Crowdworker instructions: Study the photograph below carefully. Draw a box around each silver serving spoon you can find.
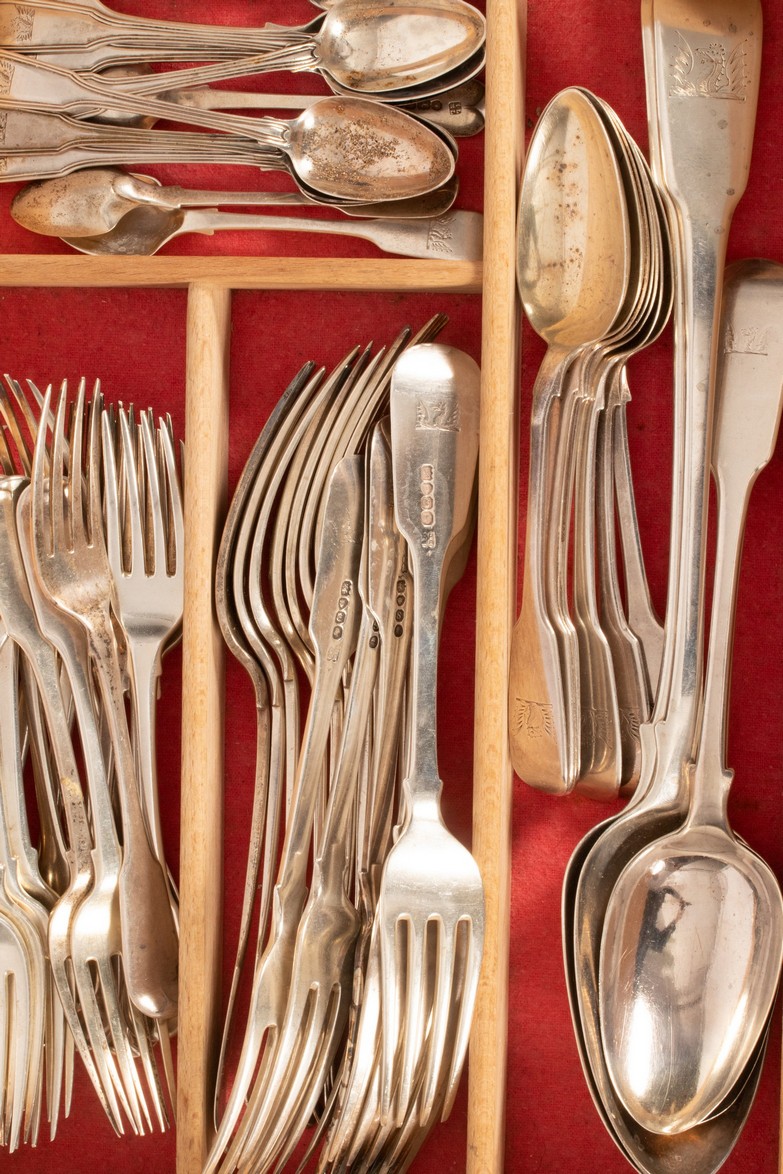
[600,257,783,1136]
[55,203,483,261]
[4,0,486,94]
[10,170,460,236]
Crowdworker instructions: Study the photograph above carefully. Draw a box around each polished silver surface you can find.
[600,258,783,1136]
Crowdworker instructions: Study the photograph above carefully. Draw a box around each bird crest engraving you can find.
[670,32,749,101]
[581,707,612,759]
[0,61,14,95]
[514,699,555,740]
[415,398,460,431]
[425,213,456,255]
[13,5,35,41]
[724,325,770,355]
[620,708,641,741]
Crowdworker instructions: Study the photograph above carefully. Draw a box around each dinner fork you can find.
[32,381,178,1023]
[379,344,483,1126]
[17,481,157,1135]
[102,407,183,890]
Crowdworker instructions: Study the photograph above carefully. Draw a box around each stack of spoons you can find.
[511,1,783,1170]
[0,0,487,255]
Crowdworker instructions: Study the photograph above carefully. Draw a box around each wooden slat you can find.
[177,282,231,1173]
[0,255,482,291]
[467,0,525,1168]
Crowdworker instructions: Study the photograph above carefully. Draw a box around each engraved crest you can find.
[425,213,456,255]
[670,32,748,101]
[581,707,612,759]
[0,60,14,96]
[415,397,460,431]
[619,708,641,741]
[13,4,35,41]
[724,324,770,355]
[514,699,555,740]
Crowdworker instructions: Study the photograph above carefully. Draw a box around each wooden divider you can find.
[467,0,525,1170]
[177,283,232,1172]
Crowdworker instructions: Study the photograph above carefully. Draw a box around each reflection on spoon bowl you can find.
[600,816,783,1135]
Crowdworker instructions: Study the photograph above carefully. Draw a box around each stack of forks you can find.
[211,324,484,1173]
[0,375,182,1148]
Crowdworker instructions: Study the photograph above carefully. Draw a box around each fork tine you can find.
[117,410,145,574]
[87,383,103,547]
[102,413,124,579]
[379,923,403,1126]
[441,922,480,1120]
[420,920,454,1123]
[0,376,34,476]
[158,417,183,577]
[69,380,86,547]
[139,412,166,575]
[396,920,428,1126]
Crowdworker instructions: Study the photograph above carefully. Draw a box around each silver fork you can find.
[17,481,153,1136]
[102,407,183,899]
[378,344,484,1127]
[32,380,178,1024]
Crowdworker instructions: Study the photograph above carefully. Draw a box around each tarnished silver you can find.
[10,171,461,237]
[208,456,365,1174]
[600,258,783,1136]
[509,87,631,793]
[31,382,178,1022]
[0,0,485,94]
[52,203,482,261]
[0,63,456,204]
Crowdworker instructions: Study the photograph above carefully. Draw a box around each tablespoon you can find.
[600,258,783,1136]
[4,0,485,94]
[10,171,459,236]
[55,203,482,260]
[564,0,762,1161]
[508,86,631,793]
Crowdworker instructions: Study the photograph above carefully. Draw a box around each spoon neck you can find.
[655,213,727,728]
[682,759,732,831]
[690,465,753,800]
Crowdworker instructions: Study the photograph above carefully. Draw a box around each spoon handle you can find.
[640,0,762,800]
[687,261,783,826]
[149,207,484,262]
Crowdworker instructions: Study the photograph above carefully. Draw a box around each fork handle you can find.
[88,606,178,1021]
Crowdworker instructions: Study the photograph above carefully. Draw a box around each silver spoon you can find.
[508,86,631,793]
[92,75,486,138]
[10,170,460,237]
[55,203,482,261]
[0,63,457,204]
[5,0,485,94]
[599,257,783,1137]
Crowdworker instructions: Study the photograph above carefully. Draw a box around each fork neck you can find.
[405,541,444,804]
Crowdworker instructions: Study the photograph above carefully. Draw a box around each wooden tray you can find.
[0,0,525,1169]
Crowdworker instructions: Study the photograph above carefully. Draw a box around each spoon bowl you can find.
[600,820,783,1133]
[10,168,460,237]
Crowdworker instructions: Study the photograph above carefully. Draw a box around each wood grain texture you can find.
[467,0,525,1170]
[177,283,231,1173]
[0,255,482,291]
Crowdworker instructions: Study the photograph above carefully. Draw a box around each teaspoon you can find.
[10,170,460,236]
[54,204,483,260]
